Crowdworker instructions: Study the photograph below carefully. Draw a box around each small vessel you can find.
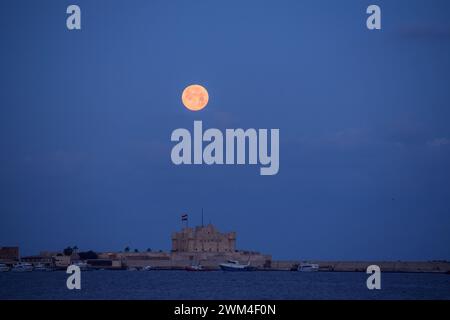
[219,260,253,271]
[142,266,154,271]
[11,262,33,272]
[127,267,138,271]
[0,263,10,272]
[72,262,91,271]
[186,264,207,271]
[298,263,319,272]
[33,263,53,272]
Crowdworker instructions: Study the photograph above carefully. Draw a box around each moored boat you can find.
[298,263,319,272]
[142,265,154,271]
[72,261,91,271]
[11,262,33,272]
[186,264,211,271]
[219,260,254,271]
[0,263,10,272]
[33,263,53,272]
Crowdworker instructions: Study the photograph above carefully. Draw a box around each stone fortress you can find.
[168,224,271,269]
[97,224,272,270]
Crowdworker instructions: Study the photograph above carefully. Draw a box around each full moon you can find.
[182,84,209,111]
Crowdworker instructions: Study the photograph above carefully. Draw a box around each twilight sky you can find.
[1,0,450,260]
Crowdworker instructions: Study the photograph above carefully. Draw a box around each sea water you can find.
[0,271,449,300]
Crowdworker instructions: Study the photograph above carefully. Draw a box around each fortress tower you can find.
[171,224,236,253]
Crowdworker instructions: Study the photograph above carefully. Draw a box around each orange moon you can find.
[182,84,209,111]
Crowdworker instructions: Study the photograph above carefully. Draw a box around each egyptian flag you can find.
[181,214,188,221]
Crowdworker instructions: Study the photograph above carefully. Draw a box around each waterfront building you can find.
[53,255,71,268]
[20,255,54,267]
[0,246,19,261]
[0,247,19,266]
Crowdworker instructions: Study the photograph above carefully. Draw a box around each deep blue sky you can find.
[1,0,450,260]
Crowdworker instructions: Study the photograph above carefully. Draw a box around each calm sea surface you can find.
[1,271,449,300]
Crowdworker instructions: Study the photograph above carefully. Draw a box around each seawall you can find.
[271,260,450,273]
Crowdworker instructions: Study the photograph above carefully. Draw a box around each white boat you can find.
[33,263,53,272]
[186,264,203,271]
[142,265,154,271]
[298,263,319,272]
[72,262,91,271]
[12,262,33,272]
[0,263,10,272]
[219,260,254,271]
[186,264,209,271]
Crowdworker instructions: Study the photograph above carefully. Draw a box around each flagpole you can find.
[181,213,189,229]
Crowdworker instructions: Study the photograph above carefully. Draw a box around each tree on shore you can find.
[63,246,74,256]
[124,246,130,253]
[78,250,98,260]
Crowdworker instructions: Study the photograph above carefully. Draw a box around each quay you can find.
[1,224,449,273]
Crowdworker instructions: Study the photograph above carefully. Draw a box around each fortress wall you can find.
[272,260,450,273]
[271,260,300,270]
[95,252,450,272]
[121,251,271,269]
